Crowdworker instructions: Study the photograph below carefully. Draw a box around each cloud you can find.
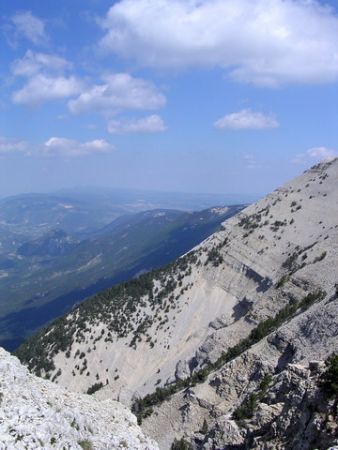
[12,74,83,106]
[0,137,28,154]
[99,0,338,86]
[11,50,80,107]
[68,73,166,116]
[293,146,338,164]
[12,50,70,77]
[214,109,279,130]
[0,136,114,157]
[11,11,47,45]
[11,56,165,117]
[42,137,115,157]
[107,115,166,133]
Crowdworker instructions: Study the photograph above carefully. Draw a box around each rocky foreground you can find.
[0,347,158,450]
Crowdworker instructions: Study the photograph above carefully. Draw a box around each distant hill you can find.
[0,204,244,350]
[0,188,257,241]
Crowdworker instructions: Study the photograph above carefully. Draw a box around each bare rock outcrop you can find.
[0,347,158,450]
[188,362,338,450]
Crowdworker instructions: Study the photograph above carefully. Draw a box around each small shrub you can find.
[78,440,93,450]
[171,438,192,450]
[276,275,290,289]
[233,374,272,421]
[205,246,224,267]
[233,393,258,420]
[313,251,327,263]
[259,374,272,392]
[282,253,298,270]
[319,354,338,398]
[86,382,103,395]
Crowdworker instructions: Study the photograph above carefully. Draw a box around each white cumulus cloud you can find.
[0,136,114,158]
[107,115,166,133]
[293,146,338,164]
[69,73,166,116]
[214,109,279,130]
[12,74,83,107]
[11,11,47,45]
[42,137,115,157]
[12,50,70,77]
[11,50,81,107]
[99,0,338,86]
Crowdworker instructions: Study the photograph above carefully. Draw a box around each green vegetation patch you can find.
[319,353,338,398]
[233,374,272,421]
[78,440,93,450]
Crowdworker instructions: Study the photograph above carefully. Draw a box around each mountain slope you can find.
[16,159,338,448]
[0,205,243,350]
[0,347,158,449]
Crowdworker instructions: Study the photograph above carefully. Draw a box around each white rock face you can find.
[21,159,338,407]
[142,293,338,449]
[0,348,158,450]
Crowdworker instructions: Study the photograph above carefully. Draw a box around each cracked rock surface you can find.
[0,348,158,450]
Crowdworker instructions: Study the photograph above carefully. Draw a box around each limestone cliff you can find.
[15,159,338,449]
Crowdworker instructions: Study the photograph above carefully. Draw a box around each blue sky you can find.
[1,0,337,197]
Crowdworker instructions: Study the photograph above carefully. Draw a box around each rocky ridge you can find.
[0,347,158,450]
[141,291,338,449]
[15,159,338,448]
